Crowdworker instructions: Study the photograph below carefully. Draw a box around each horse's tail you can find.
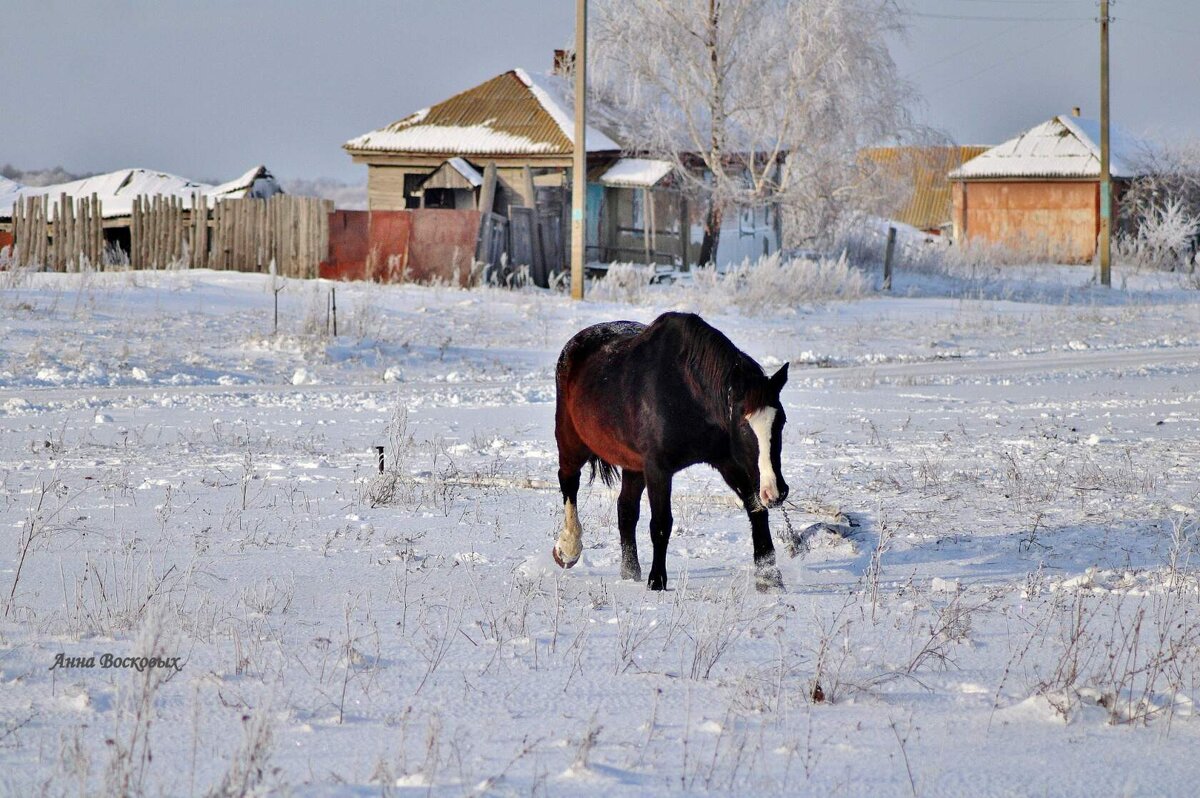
[587,455,619,488]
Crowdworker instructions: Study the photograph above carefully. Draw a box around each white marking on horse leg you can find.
[747,407,779,506]
[555,499,583,565]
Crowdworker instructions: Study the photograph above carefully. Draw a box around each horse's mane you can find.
[664,314,769,422]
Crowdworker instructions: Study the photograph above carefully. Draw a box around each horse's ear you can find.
[769,363,789,392]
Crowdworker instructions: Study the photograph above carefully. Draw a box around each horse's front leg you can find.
[644,467,674,591]
[748,508,784,593]
[716,460,784,592]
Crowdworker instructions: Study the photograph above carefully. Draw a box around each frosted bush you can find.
[1118,197,1200,272]
[695,253,872,312]
[586,263,656,304]
[588,253,872,313]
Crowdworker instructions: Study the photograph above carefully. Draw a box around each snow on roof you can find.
[517,68,622,152]
[207,165,281,199]
[348,123,563,156]
[949,115,1145,180]
[344,68,621,156]
[0,166,282,219]
[598,158,674,188]
[445,157,483,187]
[0,176,23,212]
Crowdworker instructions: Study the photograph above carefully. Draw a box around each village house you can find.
[948,111,1143,262]
[342,65,778,283]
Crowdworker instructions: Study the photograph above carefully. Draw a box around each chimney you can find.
[1072,106,1081,117]
[553,49,575,77]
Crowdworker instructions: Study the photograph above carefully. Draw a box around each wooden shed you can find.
[948,114,1142,262]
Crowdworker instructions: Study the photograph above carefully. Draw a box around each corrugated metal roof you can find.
[949,115,1143,180]
[344,69,621,156]
[863,146,990,231]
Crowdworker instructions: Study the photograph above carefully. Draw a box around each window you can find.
[403,173,426,209]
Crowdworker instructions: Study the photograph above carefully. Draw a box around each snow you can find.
[516,68,623,153]
[344,121,563,156]
[0,175,23,210]
[0,165,282,220]
[445,157,483,188]
[950,115,1145,180]
[205,164,284,200]
[1,265,1200,795]
[599,158,674,188]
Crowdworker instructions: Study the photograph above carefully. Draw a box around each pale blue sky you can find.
[1,1,1195,182]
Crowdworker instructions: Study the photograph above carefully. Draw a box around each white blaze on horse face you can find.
[747,407,779,506]
[557,499,583,564]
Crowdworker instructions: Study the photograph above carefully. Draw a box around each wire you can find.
[907,2,1095,78]
[930,20,1092,95]
[949,0,1095,4]
[910,11,1092,21]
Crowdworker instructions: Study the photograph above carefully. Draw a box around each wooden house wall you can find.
[954,180,1110,263]
[600,186,687,265]
[366,162,569,214]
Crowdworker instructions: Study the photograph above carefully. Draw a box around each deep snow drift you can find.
[1,265,1199,796]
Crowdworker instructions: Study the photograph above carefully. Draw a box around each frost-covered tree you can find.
[588,0,922,260]
[1120,139,1200,270]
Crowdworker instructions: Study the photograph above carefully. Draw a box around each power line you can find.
[930,20,1092,95]
[911,7,1064,74]
[949,0,1095,4]
[910,11,1091,21]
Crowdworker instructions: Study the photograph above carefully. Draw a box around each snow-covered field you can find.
[2,265,1200,796]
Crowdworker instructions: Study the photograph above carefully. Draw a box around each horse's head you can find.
[732,363,789,510]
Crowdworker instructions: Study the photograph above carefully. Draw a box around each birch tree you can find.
[589,0,922,258]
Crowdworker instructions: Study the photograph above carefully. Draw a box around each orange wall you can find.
[956,181,1100,263]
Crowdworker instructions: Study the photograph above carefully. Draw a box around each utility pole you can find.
[1098,0,1112,286]
[570,0,587,300]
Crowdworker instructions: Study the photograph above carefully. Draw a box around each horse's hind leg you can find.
[553,465,584,568]
[553,434,588,569]
[618,470,645,581]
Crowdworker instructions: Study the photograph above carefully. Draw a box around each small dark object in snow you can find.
[811,682,825,703]
[782,520,853,559]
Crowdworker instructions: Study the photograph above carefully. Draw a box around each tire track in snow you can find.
[800,345,1200,385]
[3,345,1200,403]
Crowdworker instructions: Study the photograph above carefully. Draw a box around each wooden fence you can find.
[5,194,332,277]
[8,193,105,271]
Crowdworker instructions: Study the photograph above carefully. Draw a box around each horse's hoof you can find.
[647,573,667,591]
[620,563,642,581]
[552,546,578,569]
[755,567,785,593]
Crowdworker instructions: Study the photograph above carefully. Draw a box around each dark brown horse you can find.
[552,312,790,591]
